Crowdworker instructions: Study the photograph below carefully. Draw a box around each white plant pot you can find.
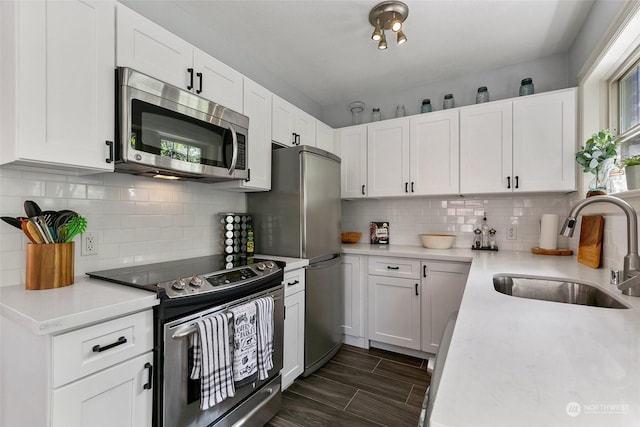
[625,165,640,190]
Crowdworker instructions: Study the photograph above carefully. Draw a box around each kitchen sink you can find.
[493,275,629,309]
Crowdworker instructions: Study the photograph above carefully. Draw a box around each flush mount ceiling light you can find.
[369,1,409,50]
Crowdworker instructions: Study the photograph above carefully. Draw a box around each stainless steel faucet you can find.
[560,195,640,297]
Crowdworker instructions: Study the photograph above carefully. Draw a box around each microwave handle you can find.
[228,124,238,175]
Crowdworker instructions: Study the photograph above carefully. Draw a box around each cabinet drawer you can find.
[52,310,153,388]
[368,257,420,279]
[283,268,305,297]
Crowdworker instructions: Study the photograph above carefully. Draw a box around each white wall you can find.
[322,53,570,128]
[0,166,246,287]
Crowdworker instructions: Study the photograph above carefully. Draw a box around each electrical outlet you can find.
[82,232,98,256]
[506,226,517,240]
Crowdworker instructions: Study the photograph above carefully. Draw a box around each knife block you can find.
[26,242,74,290]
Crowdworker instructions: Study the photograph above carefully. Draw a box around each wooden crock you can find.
[25,242,74,290]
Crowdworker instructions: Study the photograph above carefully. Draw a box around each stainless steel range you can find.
[88,255,284,427]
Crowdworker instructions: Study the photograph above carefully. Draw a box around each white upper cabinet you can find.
[460,101,513,194]
[460,88,576,194]
[1,0,115,172]
[512,89,576,192]
[367,118,410,197]
[409,110,460,195]
[339,125,368,198]
[213,78,272,192]
[272,95,317,147]
[116,5,243,112]
[316,121,336,155]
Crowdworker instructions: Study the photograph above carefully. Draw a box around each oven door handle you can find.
[172,312,233,339]
[231,382,281,427]
[227,124,238,175]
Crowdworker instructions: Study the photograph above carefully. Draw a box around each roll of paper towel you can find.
[539,214,559,250]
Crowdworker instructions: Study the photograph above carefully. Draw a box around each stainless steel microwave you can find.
[114,67,249,182]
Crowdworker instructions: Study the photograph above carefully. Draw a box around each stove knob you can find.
[256,263,266,271]
[265,261,275,269]
[190,276,204,288]
[172,278,187,290]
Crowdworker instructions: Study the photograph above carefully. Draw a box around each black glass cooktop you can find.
[86,254,277,294]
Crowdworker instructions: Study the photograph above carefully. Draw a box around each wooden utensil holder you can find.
[26,242,74,290]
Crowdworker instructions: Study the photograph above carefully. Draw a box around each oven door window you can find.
[130,99,245,169]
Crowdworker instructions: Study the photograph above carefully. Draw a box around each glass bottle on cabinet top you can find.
[519,78,534,96]
[396,105,406,118]
[371,107,381,122]
[476,86,489,103]
[421,99,432,113]
[443,94,455,109]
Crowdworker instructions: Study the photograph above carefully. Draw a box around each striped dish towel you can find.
[255,296,274,380]
[189,312,235,410]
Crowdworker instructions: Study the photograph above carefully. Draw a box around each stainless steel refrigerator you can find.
[248,145,343,376]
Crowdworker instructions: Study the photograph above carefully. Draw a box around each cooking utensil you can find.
[58,215,87,243]
[41,211,59,241]
[36,216,55,243]
[24,200,42,218]
[1,216,22,230]
[25,220,44,244]
[54,210,78,240]
[20,219,37,243]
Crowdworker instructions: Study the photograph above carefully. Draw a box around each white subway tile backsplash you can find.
[0,166,246,287]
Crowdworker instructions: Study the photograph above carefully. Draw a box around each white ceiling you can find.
[138,0,595,108]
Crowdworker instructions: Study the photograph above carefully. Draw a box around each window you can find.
[620,61,640,134]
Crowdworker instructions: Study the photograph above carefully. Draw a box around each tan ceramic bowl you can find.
[420,234,455,249]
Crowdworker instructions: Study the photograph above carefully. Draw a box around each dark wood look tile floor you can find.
[268,345,430,426]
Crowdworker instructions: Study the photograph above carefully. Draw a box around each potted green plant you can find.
[575,130,618,196]
[621,155,640,190]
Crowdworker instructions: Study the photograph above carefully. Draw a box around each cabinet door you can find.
[272,95,297,147]
[339,125,368,198]
[512,89,577,192]
[410,110,460,195]
[295,110,317,147]
[316,121,336,154]
[193,48,243,112]
[460,101,513,194]
[116,4,193,91]
[215,78,272,191]
[367,118,410,197]
[282,291,305,390]
[368,275,421,350]
[51,352,153,427]
[7,0,115,171]
[342,255,365,339]
[421,261,470,353]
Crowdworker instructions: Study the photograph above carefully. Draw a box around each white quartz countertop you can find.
[0,276,159,336]
[342,244,640,426]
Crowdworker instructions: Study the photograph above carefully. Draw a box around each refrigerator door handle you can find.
[305,254,341,269]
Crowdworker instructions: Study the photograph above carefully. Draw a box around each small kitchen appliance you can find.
[88,255,284,427]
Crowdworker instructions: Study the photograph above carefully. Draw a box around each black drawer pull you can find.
[515,175,519,189]
[287,280,300,286]
[507,176,511,189]
[386,266,400,270]
[92,336,127,353]
[411,182,414,193]
[105,140,114,163]
[405,182,408,193]
[143,362,153,390]
[415,283,419,296]
[361,185,365,195]
[423,265,427,277]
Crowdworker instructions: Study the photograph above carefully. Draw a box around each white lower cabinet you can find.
[51,352,153,427]
[364,255,470,356]
[282,268,305,390]
[0,309,154,426]
[421,261,470,353]
[342,254,366,346]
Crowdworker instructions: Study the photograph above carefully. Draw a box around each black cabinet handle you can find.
[92,336,127,353]
[423,265,427,277]
[405,182,408,193]
[387,266,400,270]
[187,68,194,90]
[515,176,519,189]
[143,362,153,390]
[507,176,511,189]
[415,283,419,296]
[295,133,301,145]
[411,182,415,193]
[291,132,297,145]
[361,185,365,195]
[286,280,300,286]
[105,140,114,164]
[196,72,203,94]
